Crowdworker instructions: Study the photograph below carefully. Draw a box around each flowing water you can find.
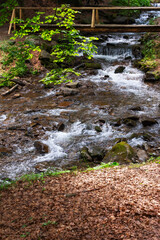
[0,5,160,180]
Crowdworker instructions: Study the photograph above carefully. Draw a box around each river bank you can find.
[0,24,160,180]
[0,161,159,240]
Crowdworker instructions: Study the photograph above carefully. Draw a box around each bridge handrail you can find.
[14,6,160,10]
[8,6,160,34]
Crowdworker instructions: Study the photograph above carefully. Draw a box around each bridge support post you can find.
[13,9,16,30]
[8,9,15,34]
[19,8,22,20]
[96,9,99,24]
[91,9,95,28]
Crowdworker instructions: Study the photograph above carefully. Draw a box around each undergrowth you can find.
[0,158,159,191]
[139,33,160,71]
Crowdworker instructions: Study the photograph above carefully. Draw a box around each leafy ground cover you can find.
[0,162,160,240]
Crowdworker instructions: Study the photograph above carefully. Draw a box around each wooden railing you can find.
[8,6,160,34]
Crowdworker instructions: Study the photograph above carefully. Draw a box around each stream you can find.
[0,4,160,180]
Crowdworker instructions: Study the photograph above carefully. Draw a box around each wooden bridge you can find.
[8,6,160,34]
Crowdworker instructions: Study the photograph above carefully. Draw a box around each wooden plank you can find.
[8,9,15,34]
[75,25,160,33]
[96,9,99,24]
[13,9,16,31]
[14,6,160,11]
[91,9,95,28]
[19,8,22,20]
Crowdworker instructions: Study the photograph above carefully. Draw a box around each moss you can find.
[85,62,102,69]
[103,141,136,164]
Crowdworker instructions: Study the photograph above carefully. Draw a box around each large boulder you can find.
[115,66,125,73]
[103,141,136,164]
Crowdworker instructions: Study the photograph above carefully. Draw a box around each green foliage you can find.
[111,0,151,16]
[0,39,40,86]
[139,58,157,70]
[42,220,57,226]
[0,0,18,26]
[11,5,98,85]
[142,40,156,59]
[20,232,30,238]
[139,38,158,70]
[111,0,151,6]
[84,162,119,172]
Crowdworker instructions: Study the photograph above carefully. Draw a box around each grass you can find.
[42,220,57,227]
[0,158,159,191]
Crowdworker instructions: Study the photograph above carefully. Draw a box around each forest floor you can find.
[0,162,160,240]
[0,21,160,240]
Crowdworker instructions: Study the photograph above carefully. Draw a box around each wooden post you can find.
[19,8,22,20]
[91,9,95,28]
[13,9,16,31]
[95,9,99,24]
[8,9,15,34]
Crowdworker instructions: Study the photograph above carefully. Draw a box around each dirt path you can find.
[0,163,159,240]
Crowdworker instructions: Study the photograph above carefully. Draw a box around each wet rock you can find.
[26,35,42,46]
[125,56,132,60]
[142,132,153,141]
[85,62,102,69]
[25,127,34,137]
[87,69,99,75]
[39,50,57,68]
[114,66,125,74]
[132,45,142,58]
[41,40,57,52]
[89,146,105,162]
[7,125,25,130]
[129,133,141,140]
[39,50,51,60]
[99,119,105,126]
[122,116,139,127]
[12,93,21,99]
[34,141,49,154]
[86,123,92,130]
[137,149,148,162]
[57,122,65,131]
[100,75,109,80]
[113,118,122,127]
[103,141,136,164]
[123,35,129,39]
[144,71,157,82]
[141,118,158,127]
[123,119,137,127]
[60,87,79,96]
[95,126,102,132]
[80,147,92,162]
[129,106,142,111]
[0,147,12,157]
[66,81,80,89]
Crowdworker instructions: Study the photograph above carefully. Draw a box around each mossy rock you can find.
[80,147,92,162]
[103,141,135,164]
[85,62,102,69]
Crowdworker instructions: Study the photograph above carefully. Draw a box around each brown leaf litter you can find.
[0,163,160,240]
